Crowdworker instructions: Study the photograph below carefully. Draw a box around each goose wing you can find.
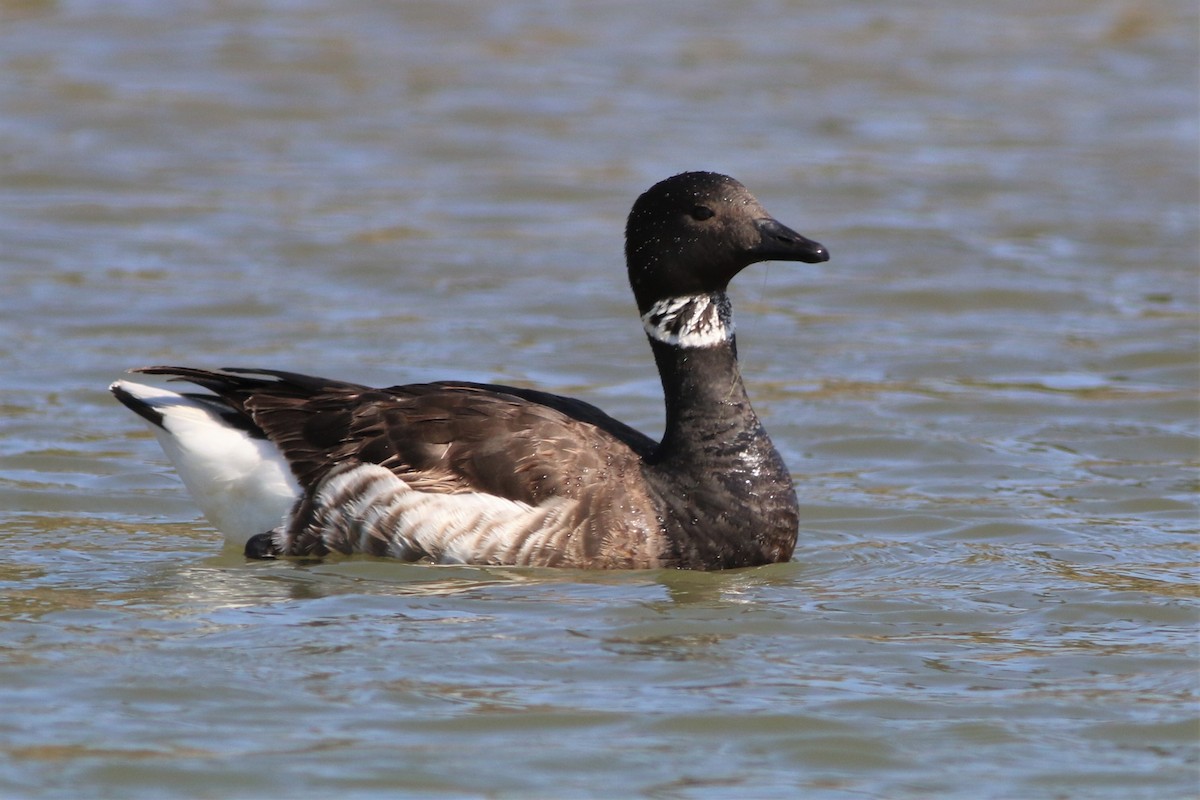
[132,366,657,505]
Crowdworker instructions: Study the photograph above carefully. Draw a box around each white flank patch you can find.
[304,464,576,565]
[640,292,734,348]
[112,380,301,546]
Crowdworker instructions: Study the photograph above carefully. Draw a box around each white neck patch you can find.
[641,292,734,348]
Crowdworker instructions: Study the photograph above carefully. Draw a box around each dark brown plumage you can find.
[113,172,829,569]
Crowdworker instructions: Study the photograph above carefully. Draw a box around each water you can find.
[1,1,1197,797]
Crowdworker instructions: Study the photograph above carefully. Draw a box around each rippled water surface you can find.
[1,1,1197,798]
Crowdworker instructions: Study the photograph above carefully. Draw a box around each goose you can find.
[111,171,829,569]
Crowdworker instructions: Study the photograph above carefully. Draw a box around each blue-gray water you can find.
[1,1,1197,798]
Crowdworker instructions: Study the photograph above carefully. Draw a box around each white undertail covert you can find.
[111,380,300,546]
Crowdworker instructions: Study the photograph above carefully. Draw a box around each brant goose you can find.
[111,172,829,569]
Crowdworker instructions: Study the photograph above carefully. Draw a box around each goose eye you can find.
[689,204,715,221]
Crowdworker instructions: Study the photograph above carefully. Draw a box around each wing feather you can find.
[132,367,656,508]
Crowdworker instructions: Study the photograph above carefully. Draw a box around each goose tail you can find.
[111,378,300,546]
